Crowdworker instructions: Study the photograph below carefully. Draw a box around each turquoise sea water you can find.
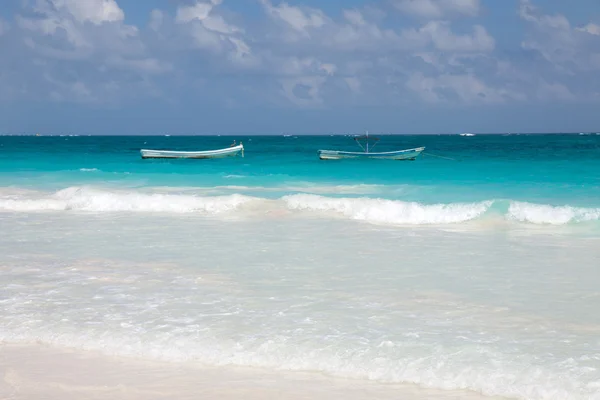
[1,134,600,400]
[2,133,600,208]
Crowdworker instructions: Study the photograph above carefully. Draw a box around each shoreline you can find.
[0,343,501,400]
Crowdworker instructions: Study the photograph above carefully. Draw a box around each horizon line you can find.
[1,132,599,137]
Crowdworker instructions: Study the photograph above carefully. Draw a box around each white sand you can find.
[0,343,501,400]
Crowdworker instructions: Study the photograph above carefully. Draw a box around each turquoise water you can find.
[1,134,600,400]
[1,133,599,204]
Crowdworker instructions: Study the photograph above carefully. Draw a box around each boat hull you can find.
[318,147,425,160]
[140,144,244,159]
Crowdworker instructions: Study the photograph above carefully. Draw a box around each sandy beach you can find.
[0,344,501,400]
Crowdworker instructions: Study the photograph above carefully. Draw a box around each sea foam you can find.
[0,186,255,213]
[1,187,599,226]
[283,194,492,224]
[0,328,594,400]
[508,201,600,225]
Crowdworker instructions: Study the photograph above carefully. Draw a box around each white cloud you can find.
[421,21,494,52]
[393,0,480,19]
[415,52,439,67]
[16,0,138,51]
[519,0,600,72]
[186,23,224,51]
[204,14,241,34]
[7,0,173,105]
[176,1,240,34]
[320,63,337,75]
[180,1,499,106]
[261,0,327,38]
[50,0,124,25]
[324,16,429,52]
[407,72,518,104]
[227,37,259,67]
[3,0,594,110]
[149,10,164,31]
[16,13,91,48]
[261,4,493,55]
[577,23,600,36]
[343,10,366,26]
[175,0,250,63]
[176,2,214,23]
[321,18,494,54]
[275,56,325,76]
[261,5,396,51]
[518,0,569,30]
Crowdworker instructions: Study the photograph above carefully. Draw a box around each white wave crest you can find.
[0,187,255,213]
[2,187,600,226]
[79,168,99,172]
[283,194,492,224]
[508,202,600,225]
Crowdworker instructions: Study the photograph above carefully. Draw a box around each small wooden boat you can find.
[318,133,424,160]
[140,143,244,159]
[318,147,425,160]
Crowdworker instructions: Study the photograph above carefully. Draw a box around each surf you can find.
[1,186,599,226]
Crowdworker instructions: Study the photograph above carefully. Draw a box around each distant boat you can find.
[140,143,244,159]
[318,132,424,161]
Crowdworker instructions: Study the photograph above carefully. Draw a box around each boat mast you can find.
[366,130,369,153]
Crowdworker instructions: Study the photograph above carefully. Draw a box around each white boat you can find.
[318,147,425,160]
[318,133,424,160]
[140,143,244,159]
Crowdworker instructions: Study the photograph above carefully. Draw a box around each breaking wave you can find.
[0,187,599,226]
[507,201,600,225]
[283,194,492,224]
[0,187,255,213]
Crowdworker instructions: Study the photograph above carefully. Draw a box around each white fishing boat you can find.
[140,143,244,159]
[318,133,424,160]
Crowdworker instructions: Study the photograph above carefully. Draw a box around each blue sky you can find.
[0,0,599,134]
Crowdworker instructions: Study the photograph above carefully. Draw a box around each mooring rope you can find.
[422,152,459,161]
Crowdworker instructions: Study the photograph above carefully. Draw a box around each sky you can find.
[0,0,599,134]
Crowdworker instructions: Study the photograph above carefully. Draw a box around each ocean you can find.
[1,134,599,399]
